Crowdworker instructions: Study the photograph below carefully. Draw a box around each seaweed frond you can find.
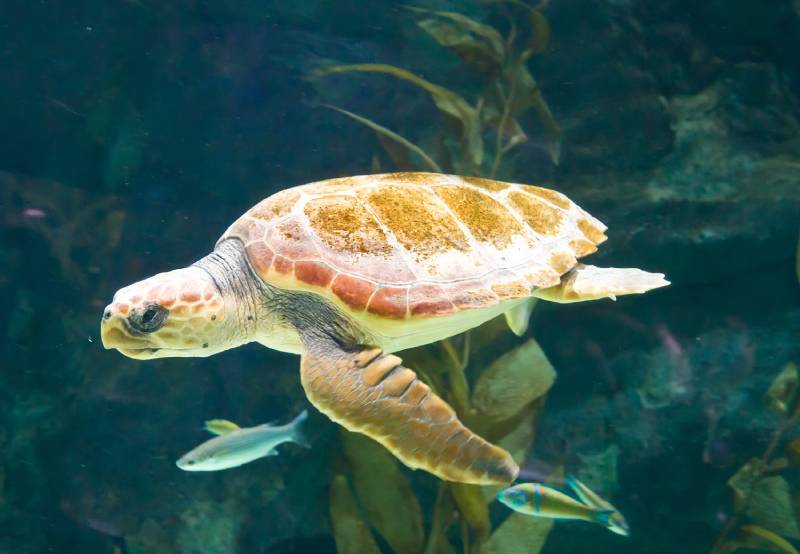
[322,105,442,172]
[310,1,561,178]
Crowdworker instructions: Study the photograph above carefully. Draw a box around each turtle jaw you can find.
[100,318,170,359]
[116,346,163,360]
[116,346,197,360]
[101,308,233,360]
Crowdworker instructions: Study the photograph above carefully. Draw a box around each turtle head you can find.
[101,266,238,359]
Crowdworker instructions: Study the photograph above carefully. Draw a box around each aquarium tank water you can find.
[1,1,799,553]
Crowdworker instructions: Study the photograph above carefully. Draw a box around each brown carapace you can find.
[220,172,608,319]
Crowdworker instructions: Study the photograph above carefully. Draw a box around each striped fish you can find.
[496,483,612,526]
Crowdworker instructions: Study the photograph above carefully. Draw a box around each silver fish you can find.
[177,409,309,471]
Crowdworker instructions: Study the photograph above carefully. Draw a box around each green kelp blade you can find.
[736,525,800,554]
[311,64,473,121]
[447,363,471,417]
[481,399,545,503]
[472,339,556,422]
[524,7,550,57]
[417,18,498,74]
[766,362,799,417]
[424,484,458,554]
[469,314,510,354]
[450,483,490,543]
[409,7,505,58]
[501,118,528,151]
[727,458,764,510]
[746,475,800,539]
[342,431,424,554]
[439,337,471,417]
[323,105,441,172]
[410,7,505,71]
[329,474,382,554]
[480,98,528,156]
[504,64,561,164]
[484,0,550,57]
[311,63,483,167]
[479,512,552,554]
[204,419,240,435]
[528,87,561,165]
[727,459,800,539]
[375,133,418,171]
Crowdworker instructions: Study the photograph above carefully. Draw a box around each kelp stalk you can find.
[489,63,521,178]
[710,400,800,553]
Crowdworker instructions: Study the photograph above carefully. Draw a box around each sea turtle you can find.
[101,172,668,485]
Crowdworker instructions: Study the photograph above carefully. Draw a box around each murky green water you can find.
[2,1,800,553]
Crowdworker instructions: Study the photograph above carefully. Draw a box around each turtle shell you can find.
[219,172,607,320]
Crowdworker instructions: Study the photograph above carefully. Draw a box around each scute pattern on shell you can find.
[218,173,608,318]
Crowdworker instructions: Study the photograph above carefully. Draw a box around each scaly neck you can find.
[193,239,266,340]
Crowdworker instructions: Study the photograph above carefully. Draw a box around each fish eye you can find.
[130,304,169,333]
[498,489,522,503]
[187,460,196,465]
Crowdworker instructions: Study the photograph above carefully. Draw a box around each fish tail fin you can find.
[566,474,600,508]
[290,409,311,448]
[594,509,615,527]
[564,473,578,489]
[564,474,585,498]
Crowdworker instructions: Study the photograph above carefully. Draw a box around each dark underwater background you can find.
[1,1,799,553]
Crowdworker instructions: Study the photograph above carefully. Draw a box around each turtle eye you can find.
[130,304,169,333]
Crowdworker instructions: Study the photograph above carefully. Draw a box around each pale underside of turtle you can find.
[101,172,668,485]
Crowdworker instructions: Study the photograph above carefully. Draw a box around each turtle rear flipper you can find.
[299,337,518,485]
[534,264,669,303]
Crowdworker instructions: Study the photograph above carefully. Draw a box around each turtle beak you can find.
[100,303,123,350]
[100,303,161,358]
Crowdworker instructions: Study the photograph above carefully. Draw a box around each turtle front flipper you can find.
[300,340,518,485]
[534,264,669,303]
